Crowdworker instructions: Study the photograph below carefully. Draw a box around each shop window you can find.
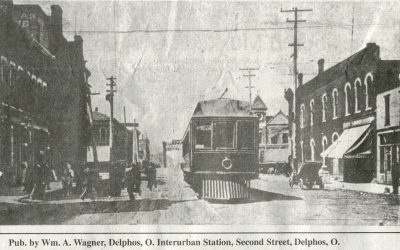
[364,73,373,110]
[332,89,338,119]
[384,94,390,126]
[195,121,212,149]
[213,121,235,149]
[237,121,255,149]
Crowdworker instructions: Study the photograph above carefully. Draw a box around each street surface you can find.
[0,168,399,225]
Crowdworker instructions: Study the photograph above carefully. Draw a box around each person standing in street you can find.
[80,166,96,200]
[391,160,400,194]
[147,163,157,191]
[61,163,74,198]
[30,151,47,200]
[125,163,142,201]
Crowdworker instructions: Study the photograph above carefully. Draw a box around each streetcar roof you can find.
[192,99,257,117]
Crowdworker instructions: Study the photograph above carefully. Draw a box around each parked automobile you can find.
[289,162,325,190]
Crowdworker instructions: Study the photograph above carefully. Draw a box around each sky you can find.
[15,0,400,153]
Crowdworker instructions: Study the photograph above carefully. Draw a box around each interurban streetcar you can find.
[181,99,259,199]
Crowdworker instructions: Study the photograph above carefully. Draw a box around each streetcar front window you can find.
[237,121,255,149]
[213,122,235,149]
[195,122,212,149]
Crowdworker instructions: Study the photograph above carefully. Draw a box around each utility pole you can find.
[281,7,312,169]
[106,76,116,162]
[240,68,259,113]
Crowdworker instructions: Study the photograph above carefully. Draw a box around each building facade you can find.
[0,1,91,185]
[259,111,290,167]
[162,140,183,168]
[287,43,400,183]
[86,109,133,171]
[376,87,400,184]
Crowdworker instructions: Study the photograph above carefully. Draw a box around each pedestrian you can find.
[61,163,74,197]
[22,161,34,193]
[124,163,142,201]
[30,151,47,200]
[109,161,124,197]
[80,166,96,200]
[147,163,157,191]
[391,160,400,194]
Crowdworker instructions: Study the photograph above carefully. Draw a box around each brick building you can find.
[376,87,400,184]
[0,1,92,186]
[286,43,400,183]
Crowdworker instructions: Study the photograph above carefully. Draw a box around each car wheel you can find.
[299,178,304,190]
[289,179,293,188]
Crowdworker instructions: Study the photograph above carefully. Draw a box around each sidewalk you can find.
[326,179,396,195]
[0,181,63,204]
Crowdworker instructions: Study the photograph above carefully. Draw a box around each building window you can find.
[384,94,390,126]
[259,130,263,144]
[332,89,338,119]
[99,126,108,145]
[364,73,373,110]
[322,94,327,122]
[354,78,362,113]
[332,132,339,142]
[322,136,328,165]
[271,134,279,144]
[345,82,351,116]
[282,133,288,144]
[301,141,304,163]
[310,99,314,126]
[300,104,305,128]
[310,139,315,161]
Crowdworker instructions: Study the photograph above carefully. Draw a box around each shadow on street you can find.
[0,198,192,225]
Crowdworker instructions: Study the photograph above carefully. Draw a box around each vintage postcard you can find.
[0,0,399,249]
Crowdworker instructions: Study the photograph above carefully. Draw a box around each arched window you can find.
[332,132,339,143]
[301,141,304,163]
[322,136,328,165]
[354,78,362,113]
[364,73,373,110]
[310,139,315,161]
[344,82,352,116]
[99,127,108,145]
[300,104,305,128]
[310,99,315,126]
[332,88,338,119]
[322,94,328,122]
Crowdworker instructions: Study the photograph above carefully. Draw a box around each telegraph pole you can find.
[281,7,312,169]
[106,76,116,162]
[240,68,259,113]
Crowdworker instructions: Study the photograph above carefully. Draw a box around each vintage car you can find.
[289,162,325,190]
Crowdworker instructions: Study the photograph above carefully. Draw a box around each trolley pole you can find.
[281,7,312,170]
[106,76,116,162]
[240,68,259,113]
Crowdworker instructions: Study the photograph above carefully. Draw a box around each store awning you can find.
[320,124,371,159]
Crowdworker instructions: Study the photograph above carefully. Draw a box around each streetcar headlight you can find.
[221,157,233,170]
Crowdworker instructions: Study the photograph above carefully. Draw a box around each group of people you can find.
[20,151,158,201]
[21,151,58,200]
[79,160,157,201]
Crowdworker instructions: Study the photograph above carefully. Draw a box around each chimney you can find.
[318,59,324,75]
[95,107,98,112]
[298,73,303,86]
